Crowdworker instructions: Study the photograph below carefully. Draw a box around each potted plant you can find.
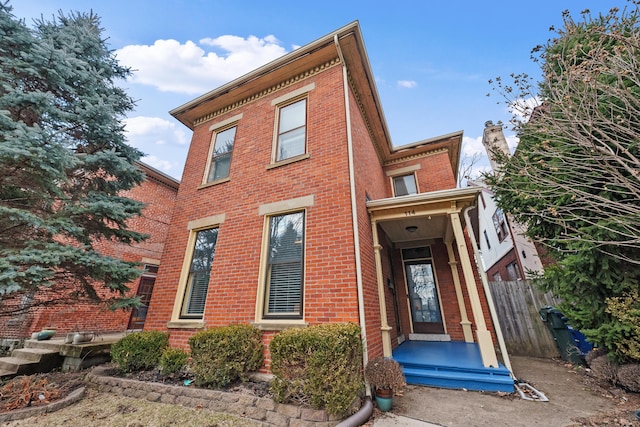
[364,356,406,411]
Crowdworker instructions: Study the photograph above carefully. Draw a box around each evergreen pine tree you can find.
[0,4,147,313]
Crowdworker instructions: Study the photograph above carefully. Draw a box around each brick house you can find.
[0,162,179,344]
[145,21,513,391]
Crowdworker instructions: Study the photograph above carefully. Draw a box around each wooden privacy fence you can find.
[487,280,562,358]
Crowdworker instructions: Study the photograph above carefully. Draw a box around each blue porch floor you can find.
[392,341,514,393]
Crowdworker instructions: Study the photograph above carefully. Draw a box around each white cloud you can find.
[141,155,175,174]
[506,134,519,153]
[116,35,287,95]
[508,96,541,121]
[124,116,189,147]
[397,80,417,88]
[462,135,485,157]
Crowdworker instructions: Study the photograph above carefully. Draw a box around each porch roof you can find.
[366,187,481,243]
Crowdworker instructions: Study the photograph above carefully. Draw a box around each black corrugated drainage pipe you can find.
[335,397,373,427]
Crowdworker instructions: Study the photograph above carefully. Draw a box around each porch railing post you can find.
[444,239,474,343]
[449,211,499,368]
[371,221,393,358]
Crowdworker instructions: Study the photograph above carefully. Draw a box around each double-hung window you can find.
[276,99,306,161]
[206,126,236,182]
[393,174,418,197]
[181,227,218,318]
[492,208,509,242]
[264,211,305,318]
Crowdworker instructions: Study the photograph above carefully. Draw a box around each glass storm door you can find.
[405,261,444,334]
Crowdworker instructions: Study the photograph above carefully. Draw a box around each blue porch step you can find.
[393,341,514,393]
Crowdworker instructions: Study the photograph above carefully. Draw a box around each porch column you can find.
[371,221,393,357]
[449,211,499,368]
[444,239,474,343]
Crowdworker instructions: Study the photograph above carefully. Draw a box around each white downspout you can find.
[334,35,369,369]
[463,203,514,376]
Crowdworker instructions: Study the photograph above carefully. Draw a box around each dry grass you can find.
[2,388,262,427]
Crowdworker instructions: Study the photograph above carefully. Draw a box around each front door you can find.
[404,250,444,334]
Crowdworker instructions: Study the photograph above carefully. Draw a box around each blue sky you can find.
[12,1,621,180]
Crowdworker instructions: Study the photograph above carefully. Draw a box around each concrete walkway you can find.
[368,356,640,427]
[373,413,441,426]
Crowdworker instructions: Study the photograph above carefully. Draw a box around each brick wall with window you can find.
[144,65,363,361]
[0,165,178,340]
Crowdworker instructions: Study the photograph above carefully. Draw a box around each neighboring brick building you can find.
[145,21,511,387]
[0,162,179,343]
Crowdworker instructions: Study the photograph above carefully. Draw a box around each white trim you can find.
[335,34,369,373]
[171,215,225,322]
[208,113,243,131]
[409,333,451,342]
[258,195,314,216]
[187,214,226,230]
[271,97,309,164]
[464,204,514,376]
[391,172,419,197]
[167,320,205,329]
[203,121,239,185]
[385,164,421,177]
[252,320,309,331]
[254,209,308,323]
[271,83,315,106]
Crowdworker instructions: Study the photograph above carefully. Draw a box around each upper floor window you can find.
[264,211,305,318]
[276,98,306,161]
[206,126,236,183]
[393,174,418,197]
[492,208,509,242]
[181,227,218,318]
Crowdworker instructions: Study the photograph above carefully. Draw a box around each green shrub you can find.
[111,331,169,372]
[188,324,263,388]
[160,347,189,375]
[269,323,363,416]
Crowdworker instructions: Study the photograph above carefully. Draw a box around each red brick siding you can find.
[348,86,389,360]
[0,176,177,339]
[145,65,361,358]
[383,151,455,195]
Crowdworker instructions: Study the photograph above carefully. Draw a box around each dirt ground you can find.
[0,356,639,427]
[386,356,640,427]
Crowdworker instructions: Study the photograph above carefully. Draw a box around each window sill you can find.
[167,320,206,329]
[251,320,308,331]
[266,153,310,170]
[198,177,230,190]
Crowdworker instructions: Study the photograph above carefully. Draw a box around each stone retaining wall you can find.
[86,366,342,427]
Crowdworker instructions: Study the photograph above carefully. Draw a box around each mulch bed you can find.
[0,366,272,414]
[0,371,84,413]
[99,366,273,398]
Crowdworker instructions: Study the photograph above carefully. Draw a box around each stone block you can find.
[242,405,267,421]
[145,391,161,402]
[301,407,328,422]
[256,397,276,411]
[276,402,301,418]
[265,410,289,427]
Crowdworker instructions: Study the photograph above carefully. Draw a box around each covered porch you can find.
[366,187,514,392]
